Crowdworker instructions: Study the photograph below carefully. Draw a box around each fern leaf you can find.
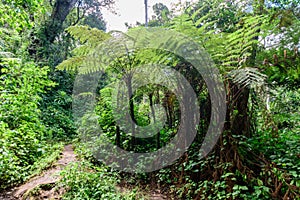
[229,67,267,88]
[56,56,87,71]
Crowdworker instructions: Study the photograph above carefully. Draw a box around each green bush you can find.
[40,90,76,140]
[59,162,137,200]
[0,59,55,188]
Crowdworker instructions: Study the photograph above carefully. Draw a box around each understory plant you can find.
[0,59,55,188]
[58,161,141,200]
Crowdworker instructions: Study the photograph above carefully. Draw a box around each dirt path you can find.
[0,144,168,200]
[0,144,77,200]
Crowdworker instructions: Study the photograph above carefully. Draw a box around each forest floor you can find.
[0,144,76,200]
[0,144,167,200]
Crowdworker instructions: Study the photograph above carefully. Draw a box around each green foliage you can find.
[157,158,275,199]
[0,0,43,31]
[58,162,139,200]
[0,59,56,188]
[0,59,54,130]
[0,125,64,189]
[27,142,64,178]
[57,26,110,71]
[96,87,115,135]
[262,48,300,88]
[0,28,22,57]
[41,89,76,140]
[148,3,171,27]
[220,15,268,69]
[249,87,300,189]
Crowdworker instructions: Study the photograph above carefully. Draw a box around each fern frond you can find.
[222,15,267,68]
[67,26,110,47]
[56,26,111,72]
[56,56,86,71]
[228,67,267,88]
[71,45,92,56]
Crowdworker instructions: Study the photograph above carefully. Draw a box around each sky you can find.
[102,0,190,32]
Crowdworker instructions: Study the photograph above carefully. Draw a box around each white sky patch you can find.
[102,0,196,32]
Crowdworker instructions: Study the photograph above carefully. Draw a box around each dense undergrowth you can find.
[0,60,57,188]
[57,161,141,200]
[0,59,72,190]
[57,86,299,200]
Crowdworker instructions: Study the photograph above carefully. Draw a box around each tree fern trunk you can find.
[126,75,136,150]
[116,125,121,147]
[230,83,251,137]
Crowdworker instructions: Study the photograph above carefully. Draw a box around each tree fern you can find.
[56,26,110,71]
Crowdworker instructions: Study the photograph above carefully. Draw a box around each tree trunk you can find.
[45,0,78,43]
[116,125,121,147]
[149,93,160,148]
[230,83,251,137]
[126,75,136,150]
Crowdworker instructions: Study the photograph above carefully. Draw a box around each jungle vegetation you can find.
[0,0,299,199]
